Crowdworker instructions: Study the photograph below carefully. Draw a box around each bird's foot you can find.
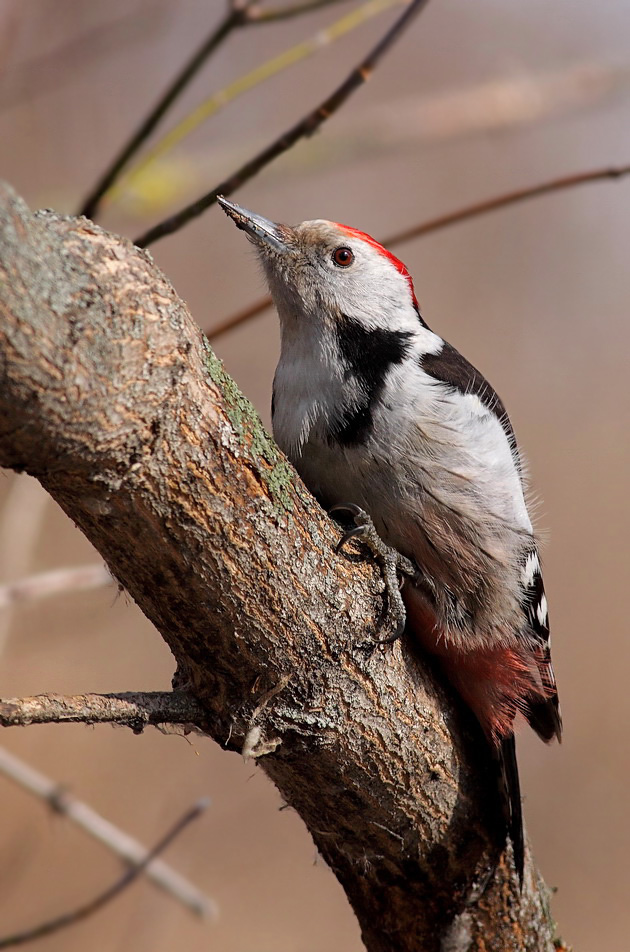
[330,503,417,646]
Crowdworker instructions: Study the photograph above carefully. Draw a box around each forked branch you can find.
[0,746,216,917]
[0,799,209,949]
[134,0,432,247]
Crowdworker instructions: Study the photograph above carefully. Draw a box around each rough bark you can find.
[0,182,559,952]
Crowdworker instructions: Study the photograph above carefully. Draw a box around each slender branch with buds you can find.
[79,0,351,220]
[104,0,404,211]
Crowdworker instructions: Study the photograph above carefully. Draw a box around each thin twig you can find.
[0,798,210,948]
[0,691,209,732]
[0,564,112,610]
[107,0,404,210]
[207,296,275,340]
[206,161,630,340]
[249,0,350,22]
[78,0,349,220]
[0,747,216,917]
[78,2,256,220]
[383,163,630,245]
[134,0,431,247]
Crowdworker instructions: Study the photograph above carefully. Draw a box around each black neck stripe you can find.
[331,316,413,445]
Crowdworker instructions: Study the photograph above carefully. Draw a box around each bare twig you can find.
[0,564,112,610]
[79,0,350,220]
[0,747,216,917]
[122,60,628,216]
[107,0,403,211]
[0,692,209,732]
[206,161,630,341]
[0,798,210,948]
[134,0,432,247]
[78,2,255,220]
[249,0,351,22]
[383,162,630,245]
[207,295,275,340]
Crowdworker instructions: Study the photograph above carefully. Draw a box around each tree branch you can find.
[78,2,255,220]
[105,0,405,212]
[249,0,352,23]
[384,162,630,245]
[0,181,559,951]
[134,0,432,248]
[78,0,350,220]
[0,747,216,917]
[0,692,208,732]
[0,799,209,949]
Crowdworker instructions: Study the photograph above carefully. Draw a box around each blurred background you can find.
[0,0,629,949]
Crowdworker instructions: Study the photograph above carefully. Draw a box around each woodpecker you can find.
[218,196,562,880]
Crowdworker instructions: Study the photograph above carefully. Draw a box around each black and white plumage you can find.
[218,197,562,879]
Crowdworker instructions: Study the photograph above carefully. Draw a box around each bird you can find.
[217,195,562,881]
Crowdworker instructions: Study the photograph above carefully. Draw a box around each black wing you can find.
[418,341,521,469]
[521,547,562,742]
[421,339,562,743]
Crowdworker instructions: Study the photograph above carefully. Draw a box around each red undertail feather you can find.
[439,644,542,747]
[403,588,559,748]
[403,587,560,883]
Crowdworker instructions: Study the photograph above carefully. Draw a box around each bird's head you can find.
[217,197,423,336]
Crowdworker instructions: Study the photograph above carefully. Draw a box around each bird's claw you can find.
[330,503,417,645]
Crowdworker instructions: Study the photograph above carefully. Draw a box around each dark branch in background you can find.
[206,161,630,340]
[78,2,254,220]
[0,800,208,950]
[0,692,209,733]
[387,162,630,244]
[133,0,431,247]
[78,0,350,220]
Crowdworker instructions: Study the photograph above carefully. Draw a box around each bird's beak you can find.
[217,196,292,254]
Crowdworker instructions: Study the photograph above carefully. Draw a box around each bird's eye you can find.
[332,247,354,268]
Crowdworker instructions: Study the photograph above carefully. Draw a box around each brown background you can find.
[0,0,629,949]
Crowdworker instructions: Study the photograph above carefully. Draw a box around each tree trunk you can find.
[0,182,559,952]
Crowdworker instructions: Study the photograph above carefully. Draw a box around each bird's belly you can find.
[294,437,423,557]
[293,432,529,643]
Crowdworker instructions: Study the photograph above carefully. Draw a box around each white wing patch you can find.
[522,550,541,587]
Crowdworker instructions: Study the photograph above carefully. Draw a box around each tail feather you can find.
[497,733,524,884]
[525,694,562,743]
